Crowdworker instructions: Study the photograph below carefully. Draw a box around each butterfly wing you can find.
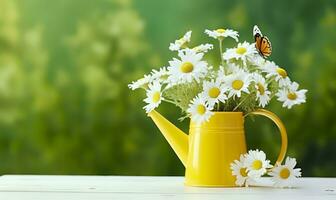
[253,25,272,58]
[259,36,272,58]
[253,25,263,55]
[255,34,262,52]
[253,25,263,38]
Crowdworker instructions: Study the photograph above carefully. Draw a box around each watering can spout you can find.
[148,110,188,167]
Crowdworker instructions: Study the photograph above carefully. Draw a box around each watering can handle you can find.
[249,109,288,165]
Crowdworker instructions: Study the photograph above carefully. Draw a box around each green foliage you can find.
[233,92,258,114]
[163,81,202,113]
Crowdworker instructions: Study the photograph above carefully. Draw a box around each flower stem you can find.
[163,99,176,104]
[233,94,250,111]
[219,39,225,73]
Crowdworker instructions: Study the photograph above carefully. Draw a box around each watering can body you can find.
[186,112,246,186]
[148,109,287,187]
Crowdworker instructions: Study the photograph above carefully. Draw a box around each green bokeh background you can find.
[0,0,335,176]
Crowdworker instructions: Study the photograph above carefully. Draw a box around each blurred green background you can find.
[0,0,335,176]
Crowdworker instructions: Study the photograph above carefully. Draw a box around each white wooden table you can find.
[0,175,334,200]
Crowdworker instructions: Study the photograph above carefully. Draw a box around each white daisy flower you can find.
[205,28,239,41]
[143,81,164,113]
[230,154,258,187]
[205,65,216,79]
[262,61,291,87]
[217,63,241,77]
[245,149,272,177]
[150,67,169,83]
[268,157,302,188]
[217,65,226,77]
[252,74,271,107]
[223,41,257,66]
[276,82,308,109]
[227,63,244,74]
[167,49,208,85]
[187,95,214,124]
[202,79,227,107]
[169,31,192,51]
[128,74,152,90]
[224,70,251,98]
[192,43,213,53]
[248,54,267,67]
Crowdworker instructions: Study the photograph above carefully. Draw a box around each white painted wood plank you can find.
[0,175,334,200]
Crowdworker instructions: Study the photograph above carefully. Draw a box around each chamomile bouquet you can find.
[129,26,307,124]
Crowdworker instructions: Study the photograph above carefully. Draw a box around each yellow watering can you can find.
[148,109,287,187]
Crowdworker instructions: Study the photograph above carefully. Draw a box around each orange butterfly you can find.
[253,25,272,58]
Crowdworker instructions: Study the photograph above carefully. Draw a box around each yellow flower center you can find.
[180,62,194,73]
[257,83,265,95]
[152,92,161,103]
[240,167,248,177]
[287,92,297,100]
[216,28,226,33]
[279,168,290,179]
[276,67,288,78]
[232,80,244,90]
[236,47,247,55]
[208,87,220,98]
[252,160,263,170]
[197,104,206,115]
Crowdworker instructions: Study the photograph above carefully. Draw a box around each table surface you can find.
[0,175,335,200]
